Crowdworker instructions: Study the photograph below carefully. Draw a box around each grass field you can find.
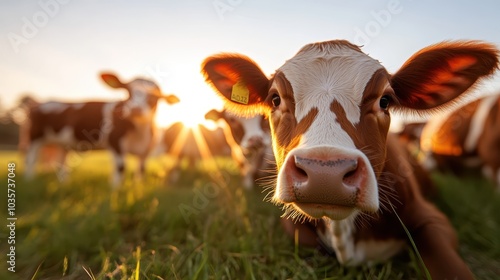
[0,150,499,279]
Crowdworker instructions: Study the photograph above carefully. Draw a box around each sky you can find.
[1,0,500,127]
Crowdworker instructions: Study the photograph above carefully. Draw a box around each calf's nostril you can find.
[342,159,365,188]
[342,160,358,179]
[290,156,308,181]
[343,169,356,179]
[296,165,307,178]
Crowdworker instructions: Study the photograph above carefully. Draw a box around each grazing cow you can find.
[24,73,179,186]
[205,109,275,189]
[420,94,500,189]
[201,40,499,279]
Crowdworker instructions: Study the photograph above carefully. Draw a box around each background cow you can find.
[201,40,498,279]
[205,109,275,189]
[420,94,500,189]
[153,121,231,183]
[17,96,68,170]
[23,73,179,186]
[395,121,427,163]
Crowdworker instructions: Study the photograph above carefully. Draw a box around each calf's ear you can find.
[101,73,126,89]
[204,109,223,121]
[163,94,180,105]
[201,53,269,114]
[391,41,499,111]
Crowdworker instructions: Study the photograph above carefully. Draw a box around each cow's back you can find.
[72,102,109,142]
[30,102,106,142]
[422,95,500,175]
[428,100,479,157]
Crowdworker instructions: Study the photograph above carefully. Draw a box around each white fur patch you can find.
[464,95,499,153]
[319,218,357,264]
[25,140,43,178]
[124,79,160,118]
[230,113,270,150]
[278,44,383,149]
[279,45,383,124]
[101,102,117,138]
[319,218,406,265]
[39,102,70,114]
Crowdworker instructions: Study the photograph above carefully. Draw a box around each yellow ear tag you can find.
[231,80,249,104]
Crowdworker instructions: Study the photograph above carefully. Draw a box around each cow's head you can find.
[101,73,179,120]
[205,108,271,157]
[201,40,498,221]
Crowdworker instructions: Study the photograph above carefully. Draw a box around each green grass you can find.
[0,150,498,279]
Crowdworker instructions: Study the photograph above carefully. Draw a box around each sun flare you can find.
[155,93,222,130]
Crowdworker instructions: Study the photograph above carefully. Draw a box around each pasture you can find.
[0,150,499,279]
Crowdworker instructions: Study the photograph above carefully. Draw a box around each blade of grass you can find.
[30,261,43,280]
[135,246,141,280]
[192,252,208,280]
[63,256,68,276]
[82,266,96,280]
[389,202,431,280]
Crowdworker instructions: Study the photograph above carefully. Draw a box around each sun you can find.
[154,91,222,130]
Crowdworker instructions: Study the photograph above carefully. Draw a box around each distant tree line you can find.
[0,95,32,150]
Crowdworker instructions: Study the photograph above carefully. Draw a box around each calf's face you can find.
[101,73,179,120]
[202,40,498,221]
[205,109,270,157]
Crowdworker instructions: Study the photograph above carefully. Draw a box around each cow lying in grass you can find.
[421,94,500,190]
[201,40,499,279]
[23,73,179,186]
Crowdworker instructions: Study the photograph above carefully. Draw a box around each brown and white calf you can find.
[205,109,275,189]
[24,73,179,186]
[421,94,500,189]
[202,40,499,279]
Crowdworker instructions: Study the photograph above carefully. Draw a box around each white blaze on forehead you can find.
[128,79,159,105]
[242,117,269,147]
[123,79,160,119]
[129,79,159,93]
[278,44,383,147]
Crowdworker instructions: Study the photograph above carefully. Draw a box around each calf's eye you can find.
[379,95,392,110]
[271,94,281,107]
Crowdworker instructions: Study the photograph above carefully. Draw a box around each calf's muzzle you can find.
[279,147,372,213]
